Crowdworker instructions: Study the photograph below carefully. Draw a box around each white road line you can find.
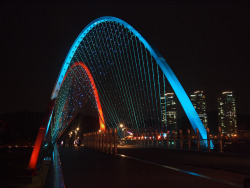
[118,154,243,188]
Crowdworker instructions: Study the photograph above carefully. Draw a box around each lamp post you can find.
[120,124,126,140]
[70,127,80,146]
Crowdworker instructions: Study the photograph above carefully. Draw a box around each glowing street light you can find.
[69,128,80,146]
[119,124,126,140]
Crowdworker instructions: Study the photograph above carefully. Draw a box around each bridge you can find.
[27,17,249,188]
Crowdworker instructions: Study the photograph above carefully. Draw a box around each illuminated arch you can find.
[29,16,213,170]
[51,16,209,142]
[63,62,105,131]
[28,62,104,170]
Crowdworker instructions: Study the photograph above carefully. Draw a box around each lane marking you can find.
[118,154,243,188]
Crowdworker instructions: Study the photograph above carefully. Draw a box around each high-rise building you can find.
[161,93,177,132]
[190,91,208,128]
[218,91,238,137]
[160,96,167,128]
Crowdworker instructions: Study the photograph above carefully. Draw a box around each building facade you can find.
[218,91,238,137]
[161,93,177,132]
[190,91,208,129]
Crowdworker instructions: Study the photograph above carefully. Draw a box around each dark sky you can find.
[0,0,250,115]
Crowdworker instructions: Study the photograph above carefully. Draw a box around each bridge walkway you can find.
[58,146,249,188]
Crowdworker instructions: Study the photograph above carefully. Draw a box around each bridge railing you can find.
[82,126,225,153]
[131,127,223,152]
[83,128,118,155]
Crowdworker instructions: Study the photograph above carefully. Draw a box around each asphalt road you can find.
[59,146,249,188]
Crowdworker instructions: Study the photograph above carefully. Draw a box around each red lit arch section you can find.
[69,62,105,131]
[28,62,105,170]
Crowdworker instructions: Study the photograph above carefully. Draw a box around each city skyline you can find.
[161,90,238,134]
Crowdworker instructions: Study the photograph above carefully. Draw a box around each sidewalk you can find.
[59,147,246,188]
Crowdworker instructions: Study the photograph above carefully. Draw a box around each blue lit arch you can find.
[51,16,209,145]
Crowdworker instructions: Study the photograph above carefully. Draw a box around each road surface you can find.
[59,146,249,188]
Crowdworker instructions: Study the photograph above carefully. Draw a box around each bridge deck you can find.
[58,146,249,188]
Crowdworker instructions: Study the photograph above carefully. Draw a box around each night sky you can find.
[1,1,250,115]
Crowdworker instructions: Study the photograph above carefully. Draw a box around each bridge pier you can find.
[187,129,191,151]
[179,130,183,150]
[196,128,200,152]
[173,130,176,151]
[109,129,113,154]
[166,132,169,149]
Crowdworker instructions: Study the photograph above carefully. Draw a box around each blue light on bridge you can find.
[51,16,213,147]
[45,109,53,138]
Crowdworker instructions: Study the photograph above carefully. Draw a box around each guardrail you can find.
[82,126,226,153]
[83,128,118,155]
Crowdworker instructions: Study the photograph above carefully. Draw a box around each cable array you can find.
[50,20,175,142]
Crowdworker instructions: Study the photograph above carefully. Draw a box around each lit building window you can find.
[190,91,208,129]
[218,91,238,137]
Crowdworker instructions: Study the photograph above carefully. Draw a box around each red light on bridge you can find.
[28,127,46,170]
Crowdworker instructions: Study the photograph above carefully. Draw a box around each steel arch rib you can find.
[66,62,105,131]
[51,16,209,145]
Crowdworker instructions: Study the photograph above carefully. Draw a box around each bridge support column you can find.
[83,134,85,146]
[100,131,102,151]
[166,132,169,149]
[96,132,98,150]
[135,132,138,146]
[109,129,113,154]
[102,131,104,151]
[187,129,191,151]
[156,132,158,148]
[85,134,87,147]
[91,132,93,148]
[94,132,97,149]
[92,132,94,148]
[161,131,164,148]
[93,132,94,148]
[140,133,142,146]
[207,128,210,152]
[85,133,87,147]
[89,133,91,147]
[97,132,99,150]
[106,130,109,153]
[103,131,105,152]
[96,132,98,149]
[151,132,153,147]
[179,130,183,150]
[218,126,223,153]
[94,132,95,148]
[196,128,200,152]
[173,131,176,151]
[87,133,88,147]
[143,133,145,146]
[147,133,150,147]
[114,128,117,155]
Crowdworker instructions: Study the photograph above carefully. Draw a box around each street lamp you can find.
[70,128,80,146]
[119,124,126,140]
